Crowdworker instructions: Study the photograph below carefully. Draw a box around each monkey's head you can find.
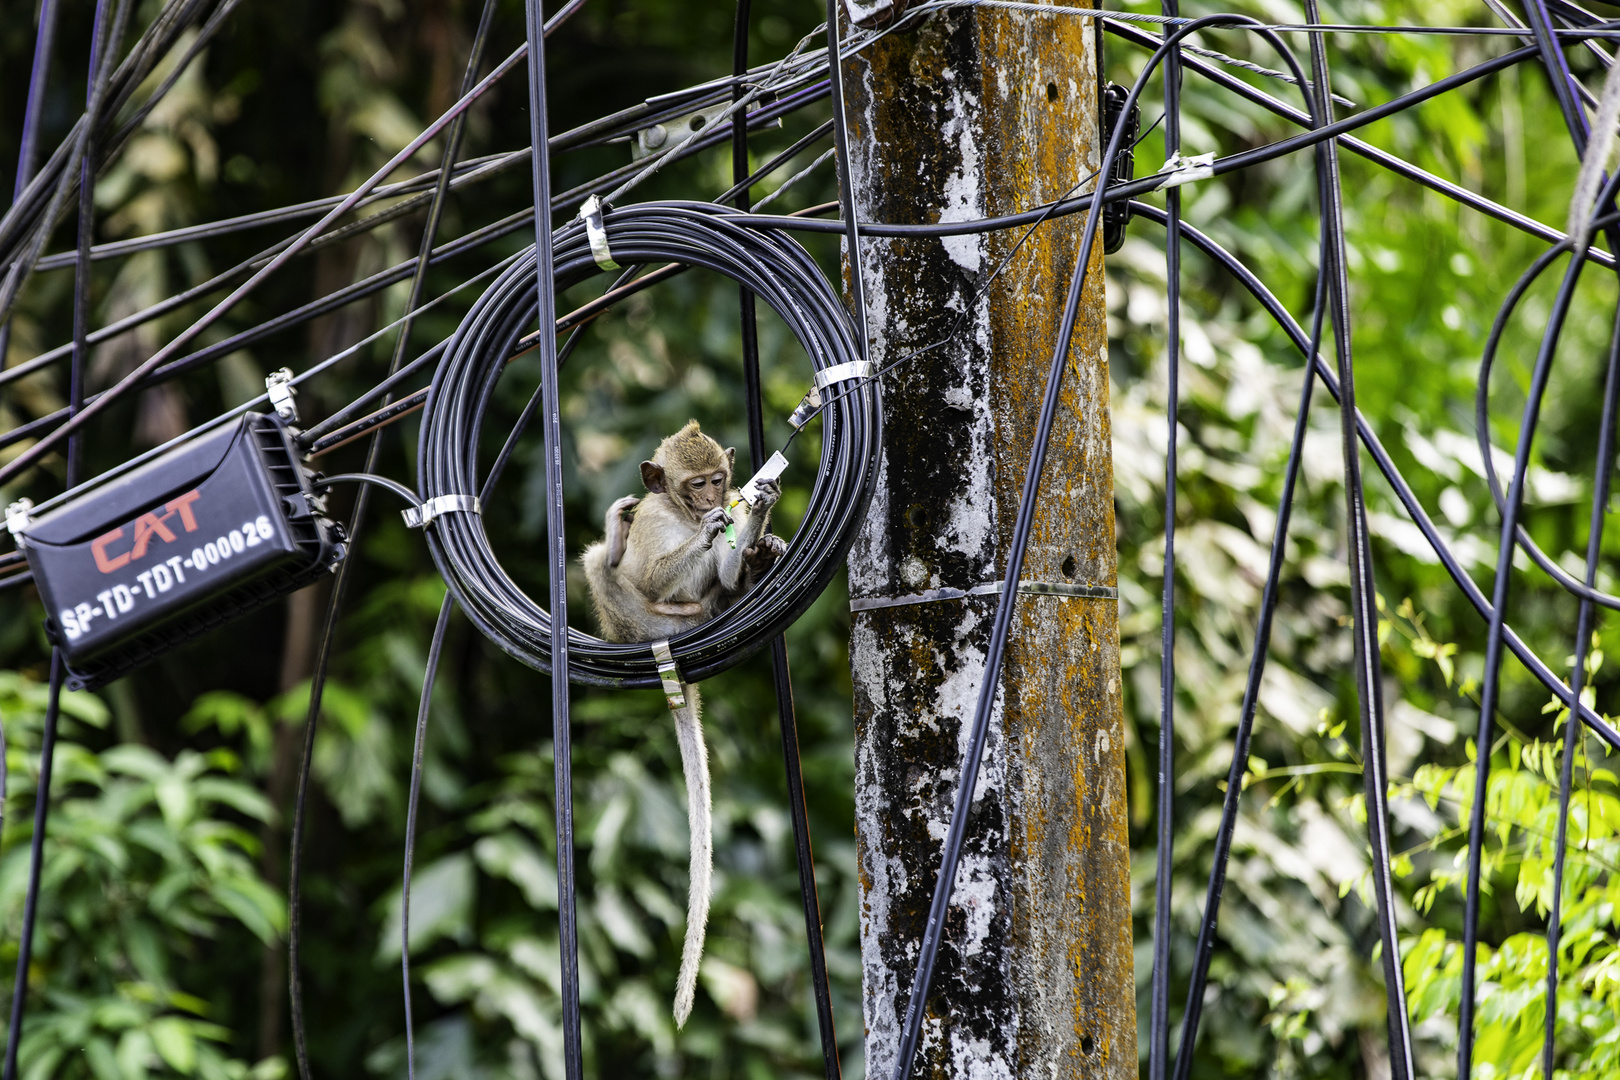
[641,420,735,519]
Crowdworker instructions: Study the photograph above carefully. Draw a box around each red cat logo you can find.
[90,490,202,573]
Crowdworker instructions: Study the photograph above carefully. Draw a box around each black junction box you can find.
[14,413,345,689]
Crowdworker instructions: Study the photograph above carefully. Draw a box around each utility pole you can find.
[841,6,1135,1079]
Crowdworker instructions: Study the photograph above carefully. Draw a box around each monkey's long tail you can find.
[672,682,712,1029]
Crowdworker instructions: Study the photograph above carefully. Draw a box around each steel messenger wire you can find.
[731,1,842,1075]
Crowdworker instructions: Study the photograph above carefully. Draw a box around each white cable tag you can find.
[651,638,685,710]
[1158,151,1215,190]
[402,494,481,529]
[580,194,620,271]
[736,451,790,508]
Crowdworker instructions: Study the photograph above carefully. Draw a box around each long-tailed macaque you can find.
[580,420,784,1027]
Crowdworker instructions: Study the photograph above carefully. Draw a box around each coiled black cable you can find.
[419,202,878,686]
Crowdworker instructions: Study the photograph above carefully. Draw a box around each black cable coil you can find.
[418,201,880,686]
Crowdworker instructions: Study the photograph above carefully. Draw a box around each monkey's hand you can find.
[751,478,782,510]
[651,601,705,617]
[743,533,786,577]
[699,507,733,546]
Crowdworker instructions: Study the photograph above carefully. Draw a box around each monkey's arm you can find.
[604,496,640,569]
[637,505,731,599]
[716,480,779,591]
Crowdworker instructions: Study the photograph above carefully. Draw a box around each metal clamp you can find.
[402,494,481,529]
[789,360,874,429]
[651,638,686,710]
[5,498,33,542]
[580,195,620,271]
[266,368,299,424]
[1157,151,1215,190]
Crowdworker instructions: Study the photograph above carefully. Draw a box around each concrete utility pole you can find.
[841,6,1135,1079]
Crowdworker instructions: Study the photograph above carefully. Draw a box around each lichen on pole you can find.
[841,5,1136,1078]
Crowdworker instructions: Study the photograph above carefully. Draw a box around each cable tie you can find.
[1157,151,1215,190]
[579,194,620,271]
[651,639,686,710]
[789,360,874,429]
[402,494,481,529]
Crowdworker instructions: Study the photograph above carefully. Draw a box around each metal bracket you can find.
[651,638,686,710]
[5,498,33,543]
[1101,82,1139,254]
[266,368,299,424]
[789,360,874,429]
[632,101,780,160]
[402,494,481,529]
[580,195,620,271]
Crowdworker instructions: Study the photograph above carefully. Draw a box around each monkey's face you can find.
[680,469,729,513]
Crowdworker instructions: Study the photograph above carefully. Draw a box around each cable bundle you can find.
[417,201,879,687]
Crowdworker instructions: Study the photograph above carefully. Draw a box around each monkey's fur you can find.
[580,420,784,1027]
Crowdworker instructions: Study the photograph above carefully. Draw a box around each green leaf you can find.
[151,1016,198,1074]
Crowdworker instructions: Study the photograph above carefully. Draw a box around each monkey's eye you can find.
[691,478,706,489]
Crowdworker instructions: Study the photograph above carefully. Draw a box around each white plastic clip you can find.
[402,494,481,529]
[6,498,34,542]
[1157,151,1215,190]
[789,360,874,429]
[736,451,790,508]
[580,195,620,271]
[266,368,299,424]
[651,639,686,710]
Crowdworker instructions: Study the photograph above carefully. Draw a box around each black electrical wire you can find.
[731,40,1546,243]
[400,595,453,1080]
[418,202,879,688]
[517,0,584,1073]
[0,0,219,324]
[284,0,517,1069]
[1543,281,1620,1080]
[1131,202,1620,753]
[1458,154,1620,1080]
[1149,5,1182,1078]
[732,3,841,1075]
[0,76,829,455]
[1474,244,1620,610]
[1300,5,1413,1071]
[0,0,61,371]
[1102,19,1615,268]
[2,0,132,1070]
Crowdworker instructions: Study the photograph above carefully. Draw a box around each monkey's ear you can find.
[724,447,736,471]
[641,460,666,493]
